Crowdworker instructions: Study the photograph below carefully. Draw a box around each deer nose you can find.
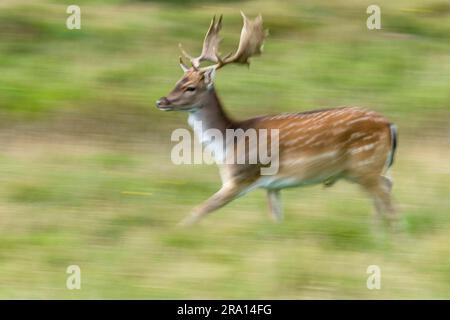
[156,97,170,108]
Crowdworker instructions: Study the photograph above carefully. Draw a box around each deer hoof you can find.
[177,215,200,227]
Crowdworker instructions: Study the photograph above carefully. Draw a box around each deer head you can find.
[156,12,267,111]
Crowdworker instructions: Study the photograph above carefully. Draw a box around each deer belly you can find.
[257,176,310,189]
[257,150,345,189]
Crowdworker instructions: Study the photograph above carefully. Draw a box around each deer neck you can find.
[188,88,233,143]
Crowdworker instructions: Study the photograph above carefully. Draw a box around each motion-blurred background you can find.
[0,0,449,298]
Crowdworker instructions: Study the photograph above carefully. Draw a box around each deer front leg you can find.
[267,189,283,222]
[178,184,245,227]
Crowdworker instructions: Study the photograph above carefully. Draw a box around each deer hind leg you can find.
[267,189,283,222]
[357,175,397,225]
[178,183,248,227]
[380,174,393,193]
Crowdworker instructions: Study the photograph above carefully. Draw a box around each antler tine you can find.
[179,56,190,72]
[178,43,193,60]
[212,48,232,70]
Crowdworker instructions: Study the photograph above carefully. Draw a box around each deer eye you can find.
[185,86,196,92]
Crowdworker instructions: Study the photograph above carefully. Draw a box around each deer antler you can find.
[179,15,223,69]
[179,12,267,71]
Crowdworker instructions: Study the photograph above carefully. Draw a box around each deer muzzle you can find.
[156,97,172,111]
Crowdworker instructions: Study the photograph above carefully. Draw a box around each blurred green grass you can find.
[0,0,449,298]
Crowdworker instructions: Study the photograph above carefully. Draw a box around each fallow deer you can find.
[156,13,398,226]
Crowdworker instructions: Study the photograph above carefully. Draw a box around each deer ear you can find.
[203,68,216,88]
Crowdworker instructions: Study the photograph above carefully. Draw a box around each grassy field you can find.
[0,0,449,298]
